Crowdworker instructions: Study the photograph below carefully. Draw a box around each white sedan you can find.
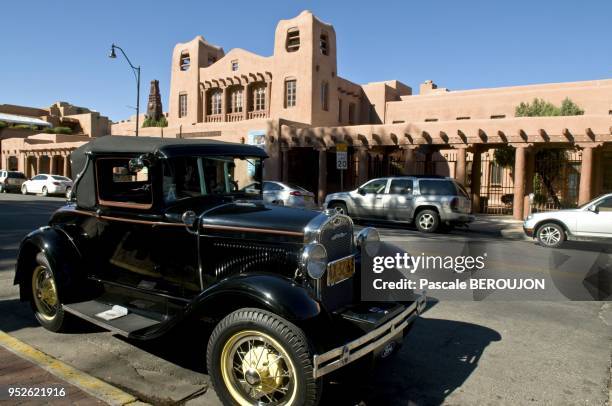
[523,193,612,247]
[21,174,73,197]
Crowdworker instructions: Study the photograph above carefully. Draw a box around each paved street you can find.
[0,193,610,405]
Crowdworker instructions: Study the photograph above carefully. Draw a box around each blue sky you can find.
[1,1,611,121]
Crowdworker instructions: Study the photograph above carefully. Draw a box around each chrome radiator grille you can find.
[319,215,353,260]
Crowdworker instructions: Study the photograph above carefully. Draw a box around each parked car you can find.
[324,175,474,233]
[523,193,612,248]
[21,174,73,197]
[261,180,317,209]
[14,136,425,406]
[0,170,27,193]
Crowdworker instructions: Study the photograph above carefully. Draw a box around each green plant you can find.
[493,145,515,168]
[142,116,168,128]
[53,126,72,134]
[559,97,584,116]
[13,124,32,130]
[515,97,584,117]
[0,121,7,128]
[43,128,55,134]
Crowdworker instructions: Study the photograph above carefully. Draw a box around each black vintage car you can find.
[14,136,425,405]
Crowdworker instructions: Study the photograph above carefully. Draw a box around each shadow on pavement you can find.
[323,317,502,405]
[0,299,40,332]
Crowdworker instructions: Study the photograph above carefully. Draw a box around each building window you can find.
[230,88,243,113]
[231,60,239,71]
[211,91,222,115]
[286,28,300,52]
[490,163,503,186]
[321,81,329,111]
[179,51,190,71]
[208,54,216,65]
[456,116,470,120]
[285,79,296,108]
[348,103,356,124]
[491,114,506,119]
[424,118,438,122]
[254,86,266,111]
[338,99,343,122]
[320,32,329,55]
[178,93,188,117]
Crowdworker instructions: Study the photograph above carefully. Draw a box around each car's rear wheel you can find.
[30,252,67,332]
[415,209,440,233]
[207,308,321,406]
[42,186,48,196]
[21,184,28,195]
[329,201,348,216]
[537,223,565,248]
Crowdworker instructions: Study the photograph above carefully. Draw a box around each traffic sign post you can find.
[336,143,347,191]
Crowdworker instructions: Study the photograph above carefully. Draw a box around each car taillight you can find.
[450,197,460,212]
[53,182,61,185]
[289,191,302,197]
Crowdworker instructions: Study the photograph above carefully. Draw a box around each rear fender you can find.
[14,226,83,302]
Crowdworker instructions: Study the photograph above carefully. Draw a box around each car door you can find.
[575,196,612,237]
[382,178,415,221]
[31,175,46,193]
[352,178,389,218]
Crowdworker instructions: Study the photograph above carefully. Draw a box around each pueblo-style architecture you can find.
[0,102,110,178]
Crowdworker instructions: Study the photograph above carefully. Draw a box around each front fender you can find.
[14,226,82,302]
[188,273,323,322]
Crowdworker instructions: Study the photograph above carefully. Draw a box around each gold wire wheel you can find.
[31,265,59,321]
[220,330,298,406]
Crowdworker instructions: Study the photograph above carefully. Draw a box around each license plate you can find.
[327,256,355,287]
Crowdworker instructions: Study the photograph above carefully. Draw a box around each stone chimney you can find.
[146,80,163,121]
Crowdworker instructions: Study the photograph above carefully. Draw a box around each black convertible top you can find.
[69,135,267,209]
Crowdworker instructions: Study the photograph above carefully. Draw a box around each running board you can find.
[63,301,162,338]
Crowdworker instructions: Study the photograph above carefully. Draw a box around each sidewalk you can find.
[0,331,146,406]
[465,215,528,240]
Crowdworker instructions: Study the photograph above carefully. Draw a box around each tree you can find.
[494,97,585,208]
[142,116,168,128]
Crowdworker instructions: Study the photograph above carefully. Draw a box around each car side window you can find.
[361,179,387,194]
[389,179,413,194]
[96,158,153,209]
[596,197,612,212]
[418,180,457,196]
[263,182,282,192]
[32,175,45,181]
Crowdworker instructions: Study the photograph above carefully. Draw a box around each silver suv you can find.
[0,170,27,193]
[523,193,612,248]
[324,176,474,233]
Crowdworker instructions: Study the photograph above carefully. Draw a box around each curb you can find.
[0,330,147,406]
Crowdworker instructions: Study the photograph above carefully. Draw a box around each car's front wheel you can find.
[415,209,440,233]
[207,308,321,406]
[41,186,48,196]
[328,201,348,216]
[30,252,67,332]
[537,223,565,248]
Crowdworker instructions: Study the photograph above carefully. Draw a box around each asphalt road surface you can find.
[0,193,610,405]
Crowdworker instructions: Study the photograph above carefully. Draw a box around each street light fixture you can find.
[109,43,141,137]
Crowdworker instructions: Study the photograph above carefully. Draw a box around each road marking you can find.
[0,330,147,405]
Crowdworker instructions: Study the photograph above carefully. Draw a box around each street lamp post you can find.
[109,44,141,137]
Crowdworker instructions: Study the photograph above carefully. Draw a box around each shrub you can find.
[53,126,72,134]
[13,124,31,130]
[515,97,584,117]
[0,121,7,128]
[142,116,168,128]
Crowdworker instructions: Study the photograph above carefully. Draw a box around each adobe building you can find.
[0,102,110,178]
[104,10,609,219]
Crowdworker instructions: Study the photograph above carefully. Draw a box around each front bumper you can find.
[312,294,425,378]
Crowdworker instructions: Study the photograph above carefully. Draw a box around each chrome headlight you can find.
[301,243,328,279]
[356,227,380,256]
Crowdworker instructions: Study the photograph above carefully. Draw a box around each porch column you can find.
[265,81,272,118]
[221,87,228,121]
[18,153,26,173]
[513,146,526,220]
[470,147,482,214]
[402,147,416,175]
[36,155,43,176]
[317,147,327,205]
[455,147,467,185]
[523,148,535,217]
[202,88,207,123]
[63,153,70,177]
[593,147,603,197]
[50,155,57,175]
[242,84,249,121]
[578,146,594,205]
[281,145,289,183]
[356,146,369,185]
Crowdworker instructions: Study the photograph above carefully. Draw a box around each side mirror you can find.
[128,156,145,173]
[181,210,197,227]
[358,188,366,196]
[588,205,599,214]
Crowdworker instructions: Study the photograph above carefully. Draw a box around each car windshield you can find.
[8,172,26,179]
[162,156,262,204]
